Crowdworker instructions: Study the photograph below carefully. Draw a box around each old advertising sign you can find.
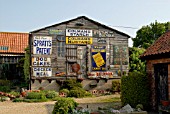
[32,57,51,66]
[66,37,92,45]
[33,36,52,55]
[32,67,52,77]
[91,46,106,71]
[66,29,92,36]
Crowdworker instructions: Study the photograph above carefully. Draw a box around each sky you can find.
[0,0,170,47]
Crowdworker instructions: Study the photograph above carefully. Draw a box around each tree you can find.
[133,21,169,49]
[129,47,146,73]
[24,46,30,84]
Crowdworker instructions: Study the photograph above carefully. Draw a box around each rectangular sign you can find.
[66,29,92,36]
[32,57,51,66]
[32,67,52,77]
[91,46,106,71]
[66,37,92,45]
[33,36,52,55]
[49,29,64,35]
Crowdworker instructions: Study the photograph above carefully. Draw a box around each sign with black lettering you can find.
[66,37,92,45]
[32,67,52,77]
[66,29,92,37]
[32,57,51,66]
[33,36,52,55]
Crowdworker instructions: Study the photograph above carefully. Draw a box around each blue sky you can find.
[0,0,170,46]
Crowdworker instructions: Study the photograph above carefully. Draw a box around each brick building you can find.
[0,32,29,82]
[141,30,170,110]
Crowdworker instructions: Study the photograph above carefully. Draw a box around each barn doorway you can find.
[154,63,168,108]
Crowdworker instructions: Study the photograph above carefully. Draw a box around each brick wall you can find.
[146,58,170,110]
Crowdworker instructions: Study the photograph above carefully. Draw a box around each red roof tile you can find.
[141,30,170,57]
[0,32,29,54]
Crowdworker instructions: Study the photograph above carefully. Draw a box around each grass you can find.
[75,94,121,103]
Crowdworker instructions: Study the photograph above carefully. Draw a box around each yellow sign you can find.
[92,52,105,67]
[66,37,92,45]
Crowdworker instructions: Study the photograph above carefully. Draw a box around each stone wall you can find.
[31,79,118,92]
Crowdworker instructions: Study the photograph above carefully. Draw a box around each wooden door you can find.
[154,64,168,106]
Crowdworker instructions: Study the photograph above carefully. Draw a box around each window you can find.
[57,36,65,57]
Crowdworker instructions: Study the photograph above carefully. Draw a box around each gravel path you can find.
[0,101,55,114]
[0,95,121,114]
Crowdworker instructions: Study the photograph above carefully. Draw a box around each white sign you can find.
[33,36,52,55]
[77,47,83,59]
[66,29,92,36]
[32,57,51,66]
[33,67,52,77]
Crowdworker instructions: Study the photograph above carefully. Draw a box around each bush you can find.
[112,80,121,92]
[68,87,86,98]
[52,97,78,114]
[26,92,46,99]
[13,98,24,102]
[84,91,93,97]
[121,72,150,109]
[8,91,20,97]
[46,91,59,99]
[0,86,10,92]
[60,79,82,90]
[59,89,69,95]
[0,80,10,86]
[23,99,48,103]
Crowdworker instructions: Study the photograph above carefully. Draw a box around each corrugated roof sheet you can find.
[0,32,29,54]
[141,30,170,57]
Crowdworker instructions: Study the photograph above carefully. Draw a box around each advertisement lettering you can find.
[33,36,52,55]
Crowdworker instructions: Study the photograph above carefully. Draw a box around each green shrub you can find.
[0,86,10,92]
[46,91,59,99]
[52,97,78,114]
[121,72,150,109]
[0,80,10,86]
[26,92,46,99]
[60,79,82,90]
[8,91,20,97]
[52,97,61,101]
[84,91,93,97]
[68,87,86,98]
[112,80,121,92]
[23,99,48,103]
[13,98,24,102]
[59,89,69,95]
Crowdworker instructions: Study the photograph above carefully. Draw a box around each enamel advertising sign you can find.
[32,57,51,66]
[33,36,52,55]
[66,29,92,37]
[91,46,106,71]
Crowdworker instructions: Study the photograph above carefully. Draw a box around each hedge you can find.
[121,72,150,109]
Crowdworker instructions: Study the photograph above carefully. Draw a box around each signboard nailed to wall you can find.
[66,29,92,36]
[33,67,52,77]
[66,37,92,45]
[91,46,106,71]
[32,57,51,66]
[33,36,52,55]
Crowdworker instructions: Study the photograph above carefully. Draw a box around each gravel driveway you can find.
[0,101,55,114]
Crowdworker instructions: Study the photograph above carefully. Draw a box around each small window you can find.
[57,36,65,57]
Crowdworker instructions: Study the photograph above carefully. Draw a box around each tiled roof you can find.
[0,32,29,54]
[141,30,170,57]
